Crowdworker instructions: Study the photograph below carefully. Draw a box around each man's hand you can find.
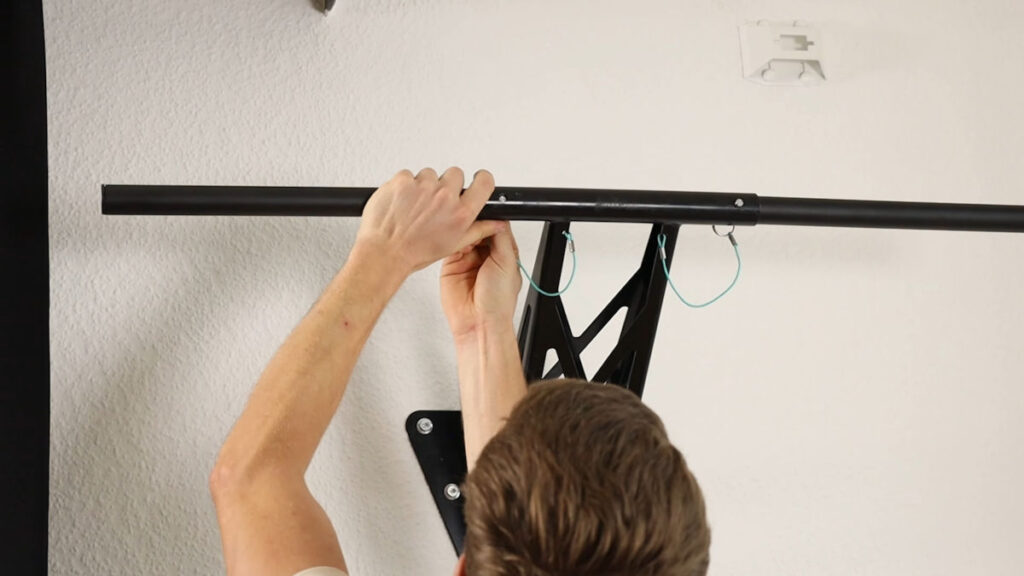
[356,167,504,276]
[440,221,523,341]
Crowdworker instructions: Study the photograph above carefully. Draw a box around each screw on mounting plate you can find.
[444,483,462,501]
[734,198,745,208]
[416,418,433,435]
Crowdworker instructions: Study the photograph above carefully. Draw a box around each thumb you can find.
[456,220,504,253]
[488,222,519,270]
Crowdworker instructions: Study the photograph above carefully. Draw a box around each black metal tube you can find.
[102,185,760,224]
[102,184,1024,232]
[481,187,760,224]
[101,185,373,217]
[759,196,1024,233]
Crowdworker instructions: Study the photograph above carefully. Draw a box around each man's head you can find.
[459,379,710,576]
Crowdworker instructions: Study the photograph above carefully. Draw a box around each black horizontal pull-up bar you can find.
[101,185,1024,233]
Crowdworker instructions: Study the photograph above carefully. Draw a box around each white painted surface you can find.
[45,1,1024,574]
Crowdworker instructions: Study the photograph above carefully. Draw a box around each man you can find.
[209,168,711,576]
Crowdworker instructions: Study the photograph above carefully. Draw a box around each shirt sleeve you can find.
[292,567,347,576]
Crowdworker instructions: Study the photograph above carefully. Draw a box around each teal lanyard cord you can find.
[658,231,741,308]
[519,229,738,304]
[518,231,577,297]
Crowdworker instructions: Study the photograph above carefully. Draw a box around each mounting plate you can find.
[405,410,467,555]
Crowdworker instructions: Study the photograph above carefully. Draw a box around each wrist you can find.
[453,316,517,350]
[345,239,411,293]
[351,235,417,277]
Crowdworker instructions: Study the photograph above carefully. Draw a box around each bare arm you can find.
[210,168,502,576]
[453,320,528,470]
[441,224,527,470]
[209,243,402,575]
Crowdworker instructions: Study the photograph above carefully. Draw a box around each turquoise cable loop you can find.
[517,231,577,297]
[658,231,741,308]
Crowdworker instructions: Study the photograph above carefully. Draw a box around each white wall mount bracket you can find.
[739,20,825,86]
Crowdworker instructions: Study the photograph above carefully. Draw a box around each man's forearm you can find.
[455,320,528,470]
[213,240,407,485]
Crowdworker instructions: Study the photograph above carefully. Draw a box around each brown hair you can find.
[462,379,710,576]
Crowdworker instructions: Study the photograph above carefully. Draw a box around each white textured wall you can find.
[46,1,1024,574]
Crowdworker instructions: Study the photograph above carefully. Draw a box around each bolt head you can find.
[416,418,433,435]
[444,483,461,501]
[498,194,508,203]
[734,198,745,208]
